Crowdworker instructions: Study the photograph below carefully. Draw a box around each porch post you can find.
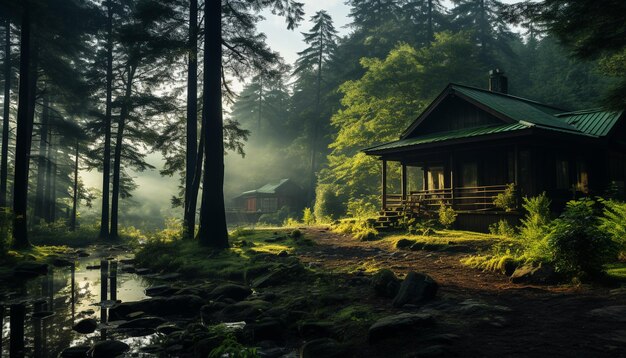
[382,159,388,210]
[514,145,520,209]
[401,163,407,202]
[450,153,455,208]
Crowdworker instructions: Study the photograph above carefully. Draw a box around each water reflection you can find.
[0,246,153,357]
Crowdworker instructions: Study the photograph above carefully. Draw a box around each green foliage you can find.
[208,334,258,358]
[547,198,618,277]
[332,218,379,241]
[598,198,626,250]
[461,255,520,275]
[493,183,517,212]
[437,201,457,228]
[489,219,516,238]
[346,197,378,219]
[302,207,315,225]
[313,184,345,222]
[258,206,293,226]
[517,193,552,262]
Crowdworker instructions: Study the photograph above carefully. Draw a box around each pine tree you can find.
[293,10,338,206]
[346,0,400,30]
[400,0,448,45]
[0,17,10,209]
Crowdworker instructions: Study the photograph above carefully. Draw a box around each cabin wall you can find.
[413,96,502,135]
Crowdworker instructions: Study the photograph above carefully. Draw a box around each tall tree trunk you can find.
[427,0,434,43]
[99,1,113,239]
[70,140,79,231]
[184,0,198,240]
[48,134,57,222]
[187,118,204,239]
[34,95,49,222]
[0,18,11,208]
[12,5,38,249]
[109,64,135,240]
[308,33,324,207]
[197,0,228,248]
[44,130,52,222]
[257,77,263,132]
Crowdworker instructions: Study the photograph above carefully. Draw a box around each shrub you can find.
[314,184,345,223]
[517,193,552,262]
[332,218,379,241]
[547,198,618,278]
[437,201,457,228]
[302,207,315,225]
[346,196,378,218]
[493,183,517,212]
[258,206,292,226]
[489,219,516,237]
[598,198,626,250]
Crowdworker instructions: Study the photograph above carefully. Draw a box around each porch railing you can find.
[385,184,515,212]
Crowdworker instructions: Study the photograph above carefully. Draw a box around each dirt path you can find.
[295,227,626,357]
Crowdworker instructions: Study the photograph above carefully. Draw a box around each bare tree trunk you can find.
[187,120,204,239]
[70,140,79,231]
[34,95,49,222]
[308,31,324,207]
[197,0,228,248]
[44,130,52,222]
[184,0,198,240]
[109,64,135,240]
[99,1,113,240]
[48,134,57,222]
[0,18,11,208]
[12,5,38,249]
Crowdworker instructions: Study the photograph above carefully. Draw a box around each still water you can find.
[0,246,156,357]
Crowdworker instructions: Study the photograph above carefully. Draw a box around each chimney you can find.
[489,69,508,94]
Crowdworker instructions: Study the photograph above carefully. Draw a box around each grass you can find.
[134,228,315,279]
[606,262,626,280]
[384,229,500,249]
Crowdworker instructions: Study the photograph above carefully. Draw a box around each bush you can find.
[346,196,378,218]
[598,198,626,251]
[302,207,315,225]
[489,219,516,237]
[437,201,457,228]
[493,183,517,212]
[332,218,379,241]
[258,206,293,226]
[517,193,552,262]
[313,184,346,222]
[547,198,618,278]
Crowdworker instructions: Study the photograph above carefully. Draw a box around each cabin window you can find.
[407,166,424,193]
[461,162,478,187]
[576,159,589,193]
[246,198,256,212]
[556,159,570,190]
[259,197,278,212]
[427,166,445,190]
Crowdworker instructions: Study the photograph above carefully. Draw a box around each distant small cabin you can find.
[234,179,305,213]
[364,70,626,232]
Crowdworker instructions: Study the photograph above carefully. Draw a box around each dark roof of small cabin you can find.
[364,83,623,155]
[237,179,297,198]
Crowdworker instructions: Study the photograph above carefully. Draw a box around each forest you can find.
[0,0,625,357]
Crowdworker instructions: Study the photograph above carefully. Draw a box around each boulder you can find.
[368,313,435,344]
[371,269,400,298]
[244,318,285,342]
[118,316,167,329]
[300,338,346,358]
[209,284,252,302]
[72,318,98,334]
[88,340,130,358]
[156,323,182,335]
[216,300,272,322]
[13,262,48,278]
[251,263,305,288]
[510,263,559,284]
[76,250,90,257]
[392,272,438,308]
[135,268,152,275]
[109,294,204,320]
[395,238,416,250]
[59,346,91,358]
[145,285,178,297]
[298,321,336,339]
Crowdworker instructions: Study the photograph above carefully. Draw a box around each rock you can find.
[244,318,285,342]
[80,309,95,316]
[300,338,346,358]
[408,345,450,357]
[216,299,272,322]
[118,316,167,329]
[209,284,252,302]
[126,311,144,319]
[395,238,416,249]
[13,262,48,278]
[88,340,130,358]
[76,250,90,257]
[442,245,472,253]
[371,269,400,298]
[258,347,291,358]
[154,272,182,281]
[156,323,182,335]
[392,272,438,307]
[72,318,98,334]
[109,294,204,320]
[59,345,91,358]
[200,302,229,325]
[145,285,178,297]
[368,313,435,344]
[298,321,335,339]
[251,263,305,288]
[588,306,626,322]
[510,263,559,284]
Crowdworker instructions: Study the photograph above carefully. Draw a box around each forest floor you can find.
[291,227,626,357]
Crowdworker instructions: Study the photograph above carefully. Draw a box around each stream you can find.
[0,245,157,357]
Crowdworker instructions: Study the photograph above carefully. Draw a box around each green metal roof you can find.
[555,109,623,137]
[364,123,530,153]
[451,85,578,132]
[240,179,291,196]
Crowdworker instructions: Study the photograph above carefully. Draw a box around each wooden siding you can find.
[411,96,502,135]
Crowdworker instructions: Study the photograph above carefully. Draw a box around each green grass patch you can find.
[385,229,499,248]
[606,262,626,280]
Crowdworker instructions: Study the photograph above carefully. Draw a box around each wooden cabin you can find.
[234,179,305,213]
[363,70,626,232]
